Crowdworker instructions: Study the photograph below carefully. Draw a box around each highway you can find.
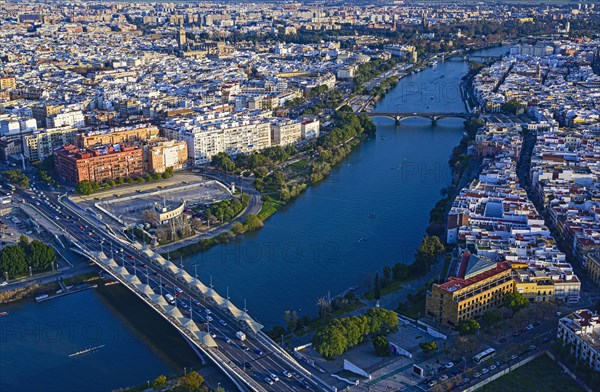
[17,182,328,392]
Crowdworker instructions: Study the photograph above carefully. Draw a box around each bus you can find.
[473,348,496,364]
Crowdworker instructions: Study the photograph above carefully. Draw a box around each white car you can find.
[445,362,454,369]
[490,364,497,370]
[264,378,273,386]
[270,374,279,382]
[206,316,213,322]
[526,324,534,330]
[482,368,489,374]
[0,281,8,286]
[473,372,481,378]
[282,370,292,378]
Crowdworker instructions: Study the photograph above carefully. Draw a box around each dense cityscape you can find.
[0,1,599,392]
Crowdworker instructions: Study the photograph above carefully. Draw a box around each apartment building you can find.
[54,143,143,183]
[271,119,302,146]
[164,115,272,165]
[23,127,79,162]
[46,110,85,129]
[557,309,600,372]
[426,254,514,326]
[586,254,600,287]
[143,139,188,173]
[77,124,160,148]
[0,76,16,90]
[300,119,320,140]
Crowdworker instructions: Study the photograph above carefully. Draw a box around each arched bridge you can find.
[364,111,477,125]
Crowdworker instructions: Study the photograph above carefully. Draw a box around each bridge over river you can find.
[363,111,477,125]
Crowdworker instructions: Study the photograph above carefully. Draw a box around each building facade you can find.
[426,254,514,326]
[77,124,160,148]
[54,143,143,183]
[143,139,188,173]
[23,127,79,162]
[557,309,600,372]
[586,254,600,287]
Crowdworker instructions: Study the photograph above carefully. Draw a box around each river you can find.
[182,45,509,327]
[0,45,508,391]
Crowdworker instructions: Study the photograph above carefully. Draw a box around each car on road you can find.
[556,311,563,317]
[219,319,227,326]
[529,345,537,351]
[241,344,249,351]
[482,368,489,374]
[206,316,213,322]
[192,299,200,306]
[175,287,183,296]
[255,349,263,355]
[205,309,212,314]
[445,362,454,369]
[283,370,292,378]
[0,281,8,286]
[439,375,448,382]
[526,324,534,330]
[510,354,518,361]
[499,338,508,344]
[428,380,438,387]
[210,332,216,338]
[264,377,273,386]
[269,373,279,382]
[473,372,481,378]
[490,364,497,370]
[494,361,501,367]
[244,362,252,369]
[513,331,520,337]
[225,337,231,343]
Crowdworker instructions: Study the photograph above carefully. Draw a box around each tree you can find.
[457,319,480,336]
[312,324,347,359]
[151,375,167,390]
[481,310,502,326]
[419,341,438,354]
[373,335,390,357]
[244,215,263,230]
[211,152,236,172]
[503,291,529,314]
[176,371,204,392]
[0,244,28,278]
[374,272,381,300]
[75,180,96,195]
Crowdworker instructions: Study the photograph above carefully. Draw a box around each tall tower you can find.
[177,26,187,51]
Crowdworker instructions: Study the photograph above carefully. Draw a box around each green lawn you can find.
[479,354,583,392]
[257,199,284,221]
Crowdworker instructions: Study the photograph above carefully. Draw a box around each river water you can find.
[0,45,508,391]
[183,45,509,327]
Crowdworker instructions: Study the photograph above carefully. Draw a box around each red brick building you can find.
[55,143,143,183]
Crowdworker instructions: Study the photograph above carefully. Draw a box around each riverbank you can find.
[167,111,376,258]
[0,268,100,304]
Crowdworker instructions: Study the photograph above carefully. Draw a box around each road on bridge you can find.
[16,183,329,392]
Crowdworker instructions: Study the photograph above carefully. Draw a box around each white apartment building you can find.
[557,309,600,371]
[165,116,272,165]
[300,119,320,140]
[271,119,302,146]
[46,110,85,129]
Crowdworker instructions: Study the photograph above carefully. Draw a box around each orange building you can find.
[0,76,16,90]
[55,143,143,183]
[77,125,160,148]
